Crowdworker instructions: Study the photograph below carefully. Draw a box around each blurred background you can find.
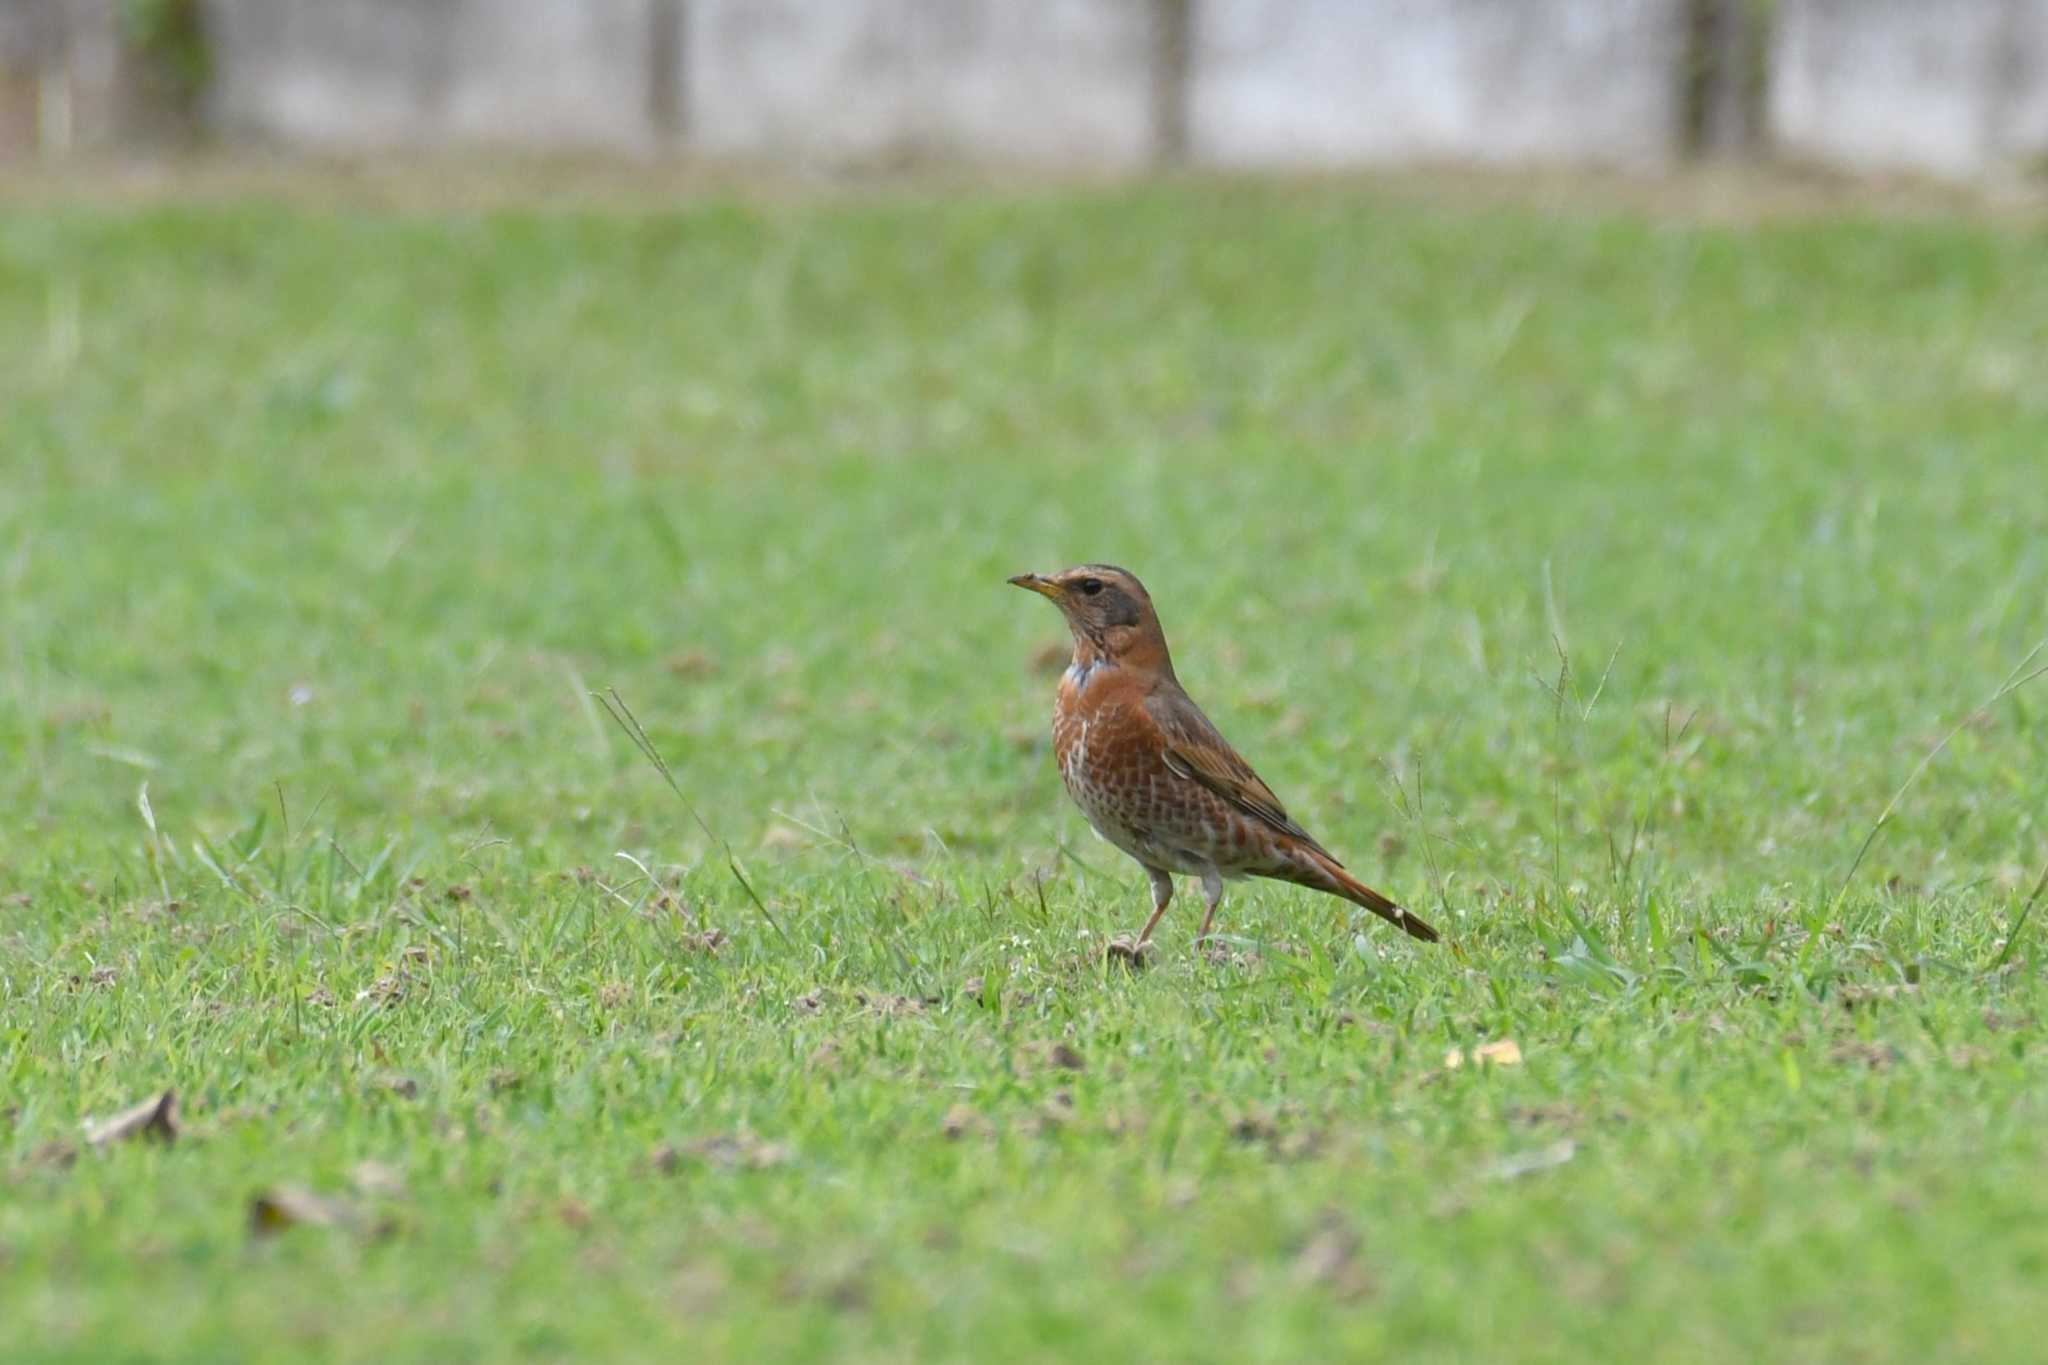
[4,0,2046,877]
[4,0,2046,181]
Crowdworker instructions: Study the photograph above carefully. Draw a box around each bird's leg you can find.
[1137,866,1175,944]
[1195,867,1225,942]
[1108,868,1174,969]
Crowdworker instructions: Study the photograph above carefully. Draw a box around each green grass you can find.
[3,176,2047,1362]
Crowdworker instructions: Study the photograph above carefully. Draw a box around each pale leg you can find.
[1196,867,1225,941]
[1137,865,1175,944]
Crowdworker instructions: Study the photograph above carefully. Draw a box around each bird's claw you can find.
[1104,934,1154,970]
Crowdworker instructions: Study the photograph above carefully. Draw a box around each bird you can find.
[1009,564,1439,956]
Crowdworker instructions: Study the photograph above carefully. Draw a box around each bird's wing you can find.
[1143,686,1340,864]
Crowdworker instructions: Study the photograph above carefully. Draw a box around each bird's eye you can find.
[1078,578,1104,596]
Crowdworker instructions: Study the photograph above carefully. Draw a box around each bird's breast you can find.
[1051,665,1125,777]
[1054,690,1155,806]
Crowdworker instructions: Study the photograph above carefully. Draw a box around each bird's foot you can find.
[1195,933,1261,969]
[1104,934,1154,971]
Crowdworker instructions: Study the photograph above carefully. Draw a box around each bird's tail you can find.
[1299,850,1440,943]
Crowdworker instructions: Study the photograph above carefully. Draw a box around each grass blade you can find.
[596,687,788,945]
[1989,860,2048,973]
[1835,641,2048,907]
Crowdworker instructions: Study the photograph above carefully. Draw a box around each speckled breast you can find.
[1053,682,1254,876]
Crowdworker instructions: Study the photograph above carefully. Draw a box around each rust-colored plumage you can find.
[1009,565,1439,951]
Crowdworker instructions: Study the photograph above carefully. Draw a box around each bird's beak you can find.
[1007,572,1061,599]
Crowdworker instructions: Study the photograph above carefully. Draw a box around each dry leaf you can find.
[671,1261,730,1313]
[83,1090,179,1148]
[1839,984,1917,1010]
[373,1072,420,1100]
[855,992,926,1018]
[250,1185,351,1236]
[1026,1090,1076,1134]
[759,824,806,853]
[350,1160,406,1199]
[355,972,411,1007]
[1202,940,1262,968]
[1019,1041,1085,1073]
[31,1139,78,1170]
[664,649,720,680]
[1444,1038,1523,1069]
[1489,1139,1576,1180]
[1291,1214,1374,1300]
[1101,1106,1148,1139]
[940,1103,986,1140]
[668,1133,790,1171]
[1506,1102,1579,1129]
[1828,1039,1898,1071]
[1228,1105,1281,1144]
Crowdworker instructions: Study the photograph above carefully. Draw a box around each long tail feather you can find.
[1296,850,1440,943]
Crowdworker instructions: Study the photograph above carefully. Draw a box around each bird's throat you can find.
[1066,621,1174,684]
[1065,654,1105,694]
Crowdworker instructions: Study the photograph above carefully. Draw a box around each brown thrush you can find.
[1010,565,1439,952]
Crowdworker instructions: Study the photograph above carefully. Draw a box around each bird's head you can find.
[1007,564,1173,675]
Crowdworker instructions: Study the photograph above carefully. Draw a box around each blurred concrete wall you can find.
[206,0,662,149]
[6,0,2048,178]
[688,0,1161,166]
[1191,0,1686,167]
[1772,0,2048,178]
[199,0,1692,166]
[0,0,123,153]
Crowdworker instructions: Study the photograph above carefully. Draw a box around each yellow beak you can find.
[1007,573,1062,599]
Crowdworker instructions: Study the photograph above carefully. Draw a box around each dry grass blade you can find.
[83,1090,179,1147]
[594,687,788,945]
[137,781,171,906]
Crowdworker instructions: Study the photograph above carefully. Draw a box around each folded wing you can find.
[1143,686,1339,864]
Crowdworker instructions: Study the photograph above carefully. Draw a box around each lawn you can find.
[3,173,2046,1362]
